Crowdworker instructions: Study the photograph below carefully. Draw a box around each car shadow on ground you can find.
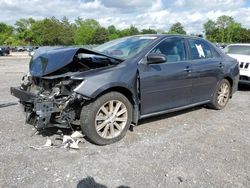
[77,176,130,188]
[238,84,250,91]
[36,106,205,136]
[35,127,73,137]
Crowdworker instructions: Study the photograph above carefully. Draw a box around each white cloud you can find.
[0,0,249,34]
[150,0,164,11]
[173,0,244,10]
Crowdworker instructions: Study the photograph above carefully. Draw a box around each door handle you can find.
[218,62,223,68]
[184,66,192,72]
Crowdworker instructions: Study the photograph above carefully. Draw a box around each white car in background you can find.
[224,44,250,85]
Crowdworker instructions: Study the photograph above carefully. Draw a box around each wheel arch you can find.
[93,86,139,125]
[224,76,233,97]
[224,76,233,87]
[95,86,134,103]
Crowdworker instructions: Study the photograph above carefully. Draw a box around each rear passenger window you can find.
[188,39,213,59]
[151,38,186,63]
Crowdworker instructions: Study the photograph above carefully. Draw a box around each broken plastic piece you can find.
[62,135,80,149]
[0,102,18,108]
[71,131,84,139]
[44,138,52,147]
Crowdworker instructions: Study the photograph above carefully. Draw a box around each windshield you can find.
[225,45,250,55]
[94,36,157,59]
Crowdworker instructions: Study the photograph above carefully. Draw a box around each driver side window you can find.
[151,38,186,63]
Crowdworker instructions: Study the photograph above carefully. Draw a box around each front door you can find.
[139,37,192,115]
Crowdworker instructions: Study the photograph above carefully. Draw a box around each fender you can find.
[74,81,134,99]
[74,79,140,125]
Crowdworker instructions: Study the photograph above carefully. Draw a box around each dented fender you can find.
[71,63,138,99]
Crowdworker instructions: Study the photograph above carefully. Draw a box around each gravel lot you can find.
[0,53,250,188]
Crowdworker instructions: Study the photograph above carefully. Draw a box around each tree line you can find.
[204,15,250,43]
[0,15,249,46]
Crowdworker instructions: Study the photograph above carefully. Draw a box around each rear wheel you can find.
[80,92,132,145]
[208,79,231,110]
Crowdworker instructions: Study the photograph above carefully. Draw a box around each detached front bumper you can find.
[10,87,57,128]
[10,87,82,129]
[10,87,35,103]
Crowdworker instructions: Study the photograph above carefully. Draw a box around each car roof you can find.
[132,34,204,40]
[227,43,250,46]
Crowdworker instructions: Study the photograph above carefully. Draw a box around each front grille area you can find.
[240,62,250,69]
[240,62,244,68]
[240,76,250,81]
[245,63,249,69]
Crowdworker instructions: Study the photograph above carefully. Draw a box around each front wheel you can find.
[80,92,132,145]
[208,79,231,110]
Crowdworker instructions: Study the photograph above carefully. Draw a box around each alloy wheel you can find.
[217,82,230,106]
[95,100,128,139]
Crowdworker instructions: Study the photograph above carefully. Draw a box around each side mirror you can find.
[146,53,167,64]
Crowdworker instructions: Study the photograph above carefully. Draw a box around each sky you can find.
[0,0,250,34]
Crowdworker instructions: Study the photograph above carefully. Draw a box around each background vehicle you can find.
[0,46,10,56]
[11,35,239,145]
[17,46,25,52]
[214,43,227,49]
[224,44,250,85]
[0,47,3,56]
[27,46,39,56]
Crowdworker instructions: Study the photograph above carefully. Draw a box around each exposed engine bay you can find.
[10,47,122,129]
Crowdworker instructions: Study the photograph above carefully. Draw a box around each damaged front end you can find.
[10,47,121,129]
[11,71,85,129]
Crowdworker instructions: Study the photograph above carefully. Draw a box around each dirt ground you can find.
[0,53,250,188]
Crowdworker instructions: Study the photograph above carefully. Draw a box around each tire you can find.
[80,92,132,145]
[208,79,231,110]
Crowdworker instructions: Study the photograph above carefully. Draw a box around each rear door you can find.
[139,37,193,115]
[187,38,223,103]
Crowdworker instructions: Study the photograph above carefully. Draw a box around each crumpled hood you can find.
[30,47,79,77]
[29,46,122,77]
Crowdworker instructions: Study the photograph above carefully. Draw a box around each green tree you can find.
[15,18,36,44]
[74,18,100,44]
[107,25,120,40]
[203,20,218,42]
[59,17,76,45]
[203,15,250,43]
[226,22,241,43]
[119,25,140,37]
[93,27,109,44]
[141,28,157,34]
[30,17,75,45]
[119,28,131,37]
[232,28,250,43]
[0,22,14,44]
[129,25,139,35]
[168,22,186,34]
[108,25,116,34]
[216,15,234,43]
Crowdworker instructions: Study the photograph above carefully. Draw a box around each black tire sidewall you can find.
[211,79,231,110]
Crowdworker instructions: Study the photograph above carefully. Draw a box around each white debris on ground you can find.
[71,131,84,140]
[29,131,85,150]
[62,135,81,149]
[44,137,52,147]
[60,131,85,149]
